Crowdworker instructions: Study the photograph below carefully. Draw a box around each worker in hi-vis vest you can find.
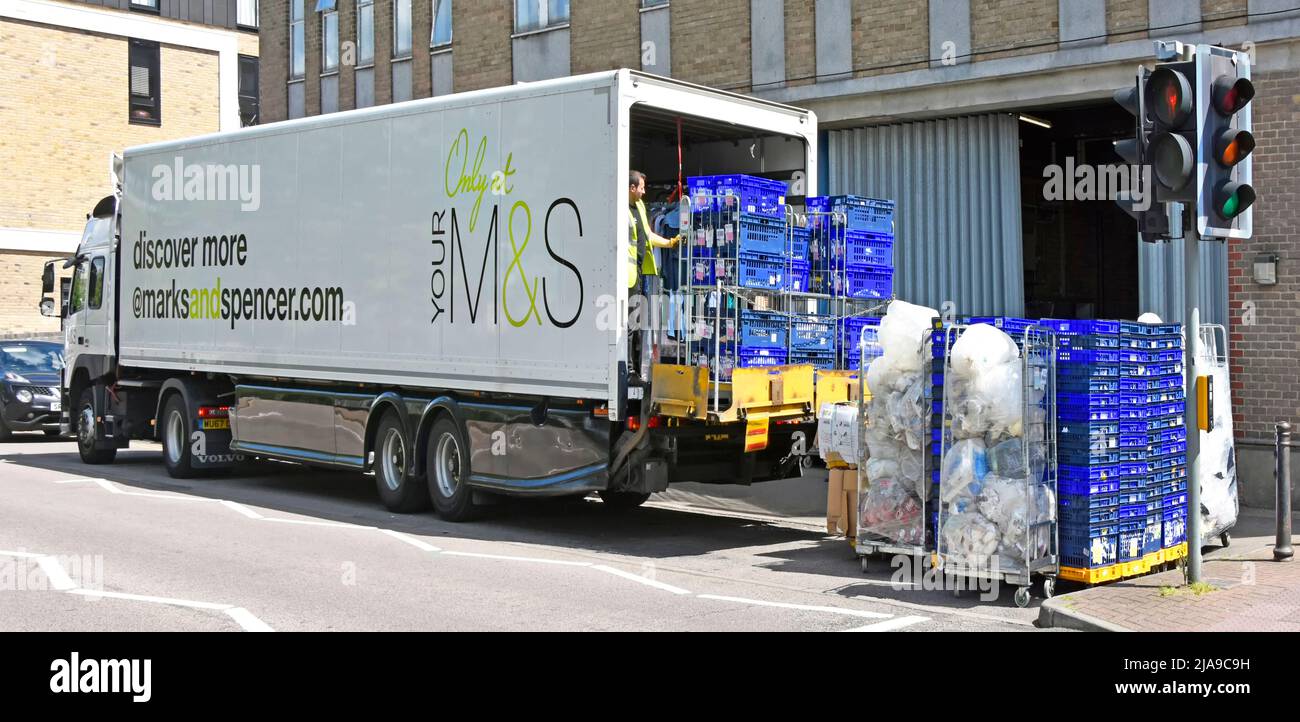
[627,170,681,290]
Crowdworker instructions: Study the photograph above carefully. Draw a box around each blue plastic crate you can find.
[807,195,895,234]
[1057,348,1122,365]
[1059,464,1119,482]
[1060,448,1121,465]
[738,253,787,290]
[1118,432,1148,448]
[723,213,787,256]
[1118,503,1152,520]
[1119,377,1147,392]
[789,226,810,260]
[1058,364,1120,378]
[1058,406,1121,422]
[787,258,811,293]
[1124,361,1183,377]
[841,316,881,344]
[1058,377,1121,393]
[1124,336,1183,351]
[1143,512,1163,554]
[1152,467,1188,484]
[1147,415,1184,432]
[1150,454,1188,471]
[1040,318,1120,336]
[1139,349,1185,364]
[1146,388,1186,405]
[1116,447,1148,463]
[1059,434,1119,452]
[789,350,835,370]
[790,317,835,351]
[966,316,1038,334]
[1060,499,1119,525]
[1153,427,1188,444]
[1116,518,1147,534]
[1120,321,1180,337]
[1162,507,1188,546]
[1058,476,1121,496]
[1117,405,1147,421]
[1146,401,1184,419]
[1058,421,1122,436]
[1119,420,1147,435]
[1056,392,1119,409]
[738,348,787,368]
[1152,440,1188,457]
[1162,491,1189,510]
[840,264,893,299]
[1059,334,1122,350]
[739,310,787,350]
[1118,530,1144,562]
[709,174,787,219]
[1115,489,1149,505]
[843,230,894,267]
[1060,527,1119,568]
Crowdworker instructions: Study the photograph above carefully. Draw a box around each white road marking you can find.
[697,594,892,619]
[36,556,78,591]
[54,477,97,484]
[68,588,233,610]
[0,549,45,558]
[224,607,275,632]
[592,564,692,595]
[93,478,124,494]
[380,529,441,552]
[843,615,930,632]
[220,500,263,519]
[851,594,1037,627]
[442,550,592,567]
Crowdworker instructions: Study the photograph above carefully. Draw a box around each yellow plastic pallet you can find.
[1060,542,1190,586]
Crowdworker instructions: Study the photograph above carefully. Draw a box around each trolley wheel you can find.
[860,556,871,573]
[1014,587,1031,608]
[1042,577,1056,599]
[1221,532,1231,548]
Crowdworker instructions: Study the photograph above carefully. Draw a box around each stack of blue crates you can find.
[1121,321,1188,555]
[839,316,882,370]
[805,196,895,299]
[687,175,795,291]
[1041,318,1124,571]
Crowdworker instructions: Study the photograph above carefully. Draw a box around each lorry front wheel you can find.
[161,394,196,478]
[76,388,116,464]
[426,416,480,522]
[373,413,430,513]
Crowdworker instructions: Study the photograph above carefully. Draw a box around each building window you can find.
[641,0,668,7]
[128,39,160,125]
[129,0,159,12]
[290,0,305,80]
[237,0,259,28]
[89,258,105,310]
[323,9,339,71]
[356,0,374,66]
[431,0,451,47]
[238,55,259,126]
[515,0,568,33]
[393,0,412,58]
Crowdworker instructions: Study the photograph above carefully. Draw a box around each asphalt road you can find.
[0,435,1050,632]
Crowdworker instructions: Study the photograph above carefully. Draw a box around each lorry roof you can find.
[121,69,813,159]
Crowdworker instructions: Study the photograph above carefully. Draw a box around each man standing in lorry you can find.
[627,170,680,380]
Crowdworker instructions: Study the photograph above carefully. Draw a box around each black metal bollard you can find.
[1277,421,1293,562]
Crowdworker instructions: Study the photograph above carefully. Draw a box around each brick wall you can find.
[373,0,392,103]
[413,0,432,97]
[784,0,814,87]
[261,0,287,121]
[852,0,927,78]
[1203,0,1248,30]
[1227,68,1300,440]
[1106,0,1147,43]
[452,0,511,92]
[672,0,751,92]
[338,0,356,110]
[0,252,71,337]
[305,0,321,114]
[570,0,640,75]
[971,0,1058,61]
[0,19,220,233]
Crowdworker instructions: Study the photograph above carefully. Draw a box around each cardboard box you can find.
[826,467,844,534]
[827,467,860,537]
[770,376,785,405]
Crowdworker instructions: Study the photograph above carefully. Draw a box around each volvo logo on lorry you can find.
[431,128,584,329]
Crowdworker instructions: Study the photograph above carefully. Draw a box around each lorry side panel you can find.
[118,80,618,402]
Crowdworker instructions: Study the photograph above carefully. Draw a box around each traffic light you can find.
[1197,45,1255,239]
[1113,69,1170,242]
[1145,59,1198,203]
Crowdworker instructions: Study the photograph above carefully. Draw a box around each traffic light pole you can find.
[1183,217,1203,585]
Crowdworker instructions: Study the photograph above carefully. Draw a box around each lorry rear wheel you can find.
[597,491,651,509]
[76,388,116,464]
[373,413,430,513]
[161,394,196,478]
[426,416,480,522]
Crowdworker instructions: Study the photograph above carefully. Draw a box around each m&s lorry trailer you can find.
[42,70,826,520]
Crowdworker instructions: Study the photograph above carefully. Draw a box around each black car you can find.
[0,340,65,439]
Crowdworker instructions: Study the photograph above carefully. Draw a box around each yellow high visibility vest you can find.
[627,200,659,289]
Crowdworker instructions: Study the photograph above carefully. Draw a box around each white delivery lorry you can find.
[39,70,828,520]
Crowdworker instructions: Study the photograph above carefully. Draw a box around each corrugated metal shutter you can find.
[827,113,1024,316]
[1139,238,1229,326]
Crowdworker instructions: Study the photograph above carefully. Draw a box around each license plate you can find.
[50,401,61,412]
[202,419,229,430]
